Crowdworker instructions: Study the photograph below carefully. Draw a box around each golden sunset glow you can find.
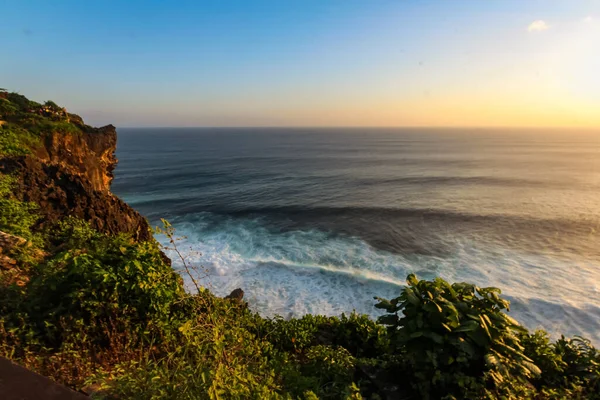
[3,3,600,128]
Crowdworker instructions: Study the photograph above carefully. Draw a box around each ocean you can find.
[112,128,600,343]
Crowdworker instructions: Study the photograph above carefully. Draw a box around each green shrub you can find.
[44,100,61,111]
[302,345,356,396]
[0,174,39,240]
[0,93,82,152]
[0,124,39,156]
[262,314,334,352]
[21,118,82,136]
[330,313,390,358]
[6,93,30,111]
[0,98,19,118]
[520,330,567,387]
[27,219,183,345]
[375,274,540,399]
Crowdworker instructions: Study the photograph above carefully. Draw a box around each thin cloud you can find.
[528,20,549,32]
[583,16,593,23]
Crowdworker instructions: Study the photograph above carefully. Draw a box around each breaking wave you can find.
[159,213,600,344]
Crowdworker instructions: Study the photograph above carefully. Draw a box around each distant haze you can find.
[2,0,599,128]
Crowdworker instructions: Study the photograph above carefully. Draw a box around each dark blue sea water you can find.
[112,128,600,343]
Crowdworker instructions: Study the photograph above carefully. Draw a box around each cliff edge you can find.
[0,92,151,241]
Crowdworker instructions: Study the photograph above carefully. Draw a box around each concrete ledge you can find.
[0,357,88,399]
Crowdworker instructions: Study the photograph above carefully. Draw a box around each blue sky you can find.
[1,0,599,127]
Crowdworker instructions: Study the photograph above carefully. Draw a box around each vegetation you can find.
[0,174,40,241]
[0,91,84,156]
[1,92,599,398]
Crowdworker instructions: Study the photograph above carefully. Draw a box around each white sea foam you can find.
[158,215,600,345]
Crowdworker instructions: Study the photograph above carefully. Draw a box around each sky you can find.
[1,0,599,128]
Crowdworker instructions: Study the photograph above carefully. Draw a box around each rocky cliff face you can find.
[35,125,117,192]
[0,124,152,242]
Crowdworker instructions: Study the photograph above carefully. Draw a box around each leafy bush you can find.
[375,274,540,399]
[0,174,39,240]
[0,92,82,157]
[262,314,333,352]
[19,118,82,136]
[329,313,390,358]
[27,218,184,346]
[301,345,356,396]
[44,100,62,111]
[6,92,30,111]
[0,124,40,156]
[0,98,19,118]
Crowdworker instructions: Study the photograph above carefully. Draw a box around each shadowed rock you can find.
[225,288,245,303]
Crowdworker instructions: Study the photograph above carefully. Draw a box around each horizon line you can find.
[113,125,600,131]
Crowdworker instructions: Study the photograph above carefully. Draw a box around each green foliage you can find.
[329,313,390,358]
[0,98,19,118]
[520,330,567,386]
[0,174,39,240]
[17,117,82,136]
[262,314,333,352]
[6,92,30,111]
[0,124,40,156]
[302,345,356,396]
[0,92,81,158]
[27,219,184,346]
[44,100,62,111]
[89,307,283,399]
[375,274,540,399]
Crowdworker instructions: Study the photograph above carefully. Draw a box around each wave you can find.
[158,213,600,344]
[137,202,596,227]
[355,175,566,188]
[139,205,600,263]
[244,259,405,287]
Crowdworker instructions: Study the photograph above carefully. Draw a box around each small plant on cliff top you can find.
[375,274,540,399]
[0,98,19,118]
[0,124,39,156]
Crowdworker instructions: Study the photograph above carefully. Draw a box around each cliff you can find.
[0,94,151,241]
[35,124,117,193]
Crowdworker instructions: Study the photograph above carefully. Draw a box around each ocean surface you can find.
[112,128,600,343]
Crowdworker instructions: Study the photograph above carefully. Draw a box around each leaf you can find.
[454,320,479,333]
[406,274,419,286]
[374,298,395,312]
[479,315,492,340]
[424,331,444,344]
[501,313,520,327]
[485,353,499,368]
[431,300,443,313]
[406,289,421,305]
[522,360,542,377]
[377,314,398,326]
